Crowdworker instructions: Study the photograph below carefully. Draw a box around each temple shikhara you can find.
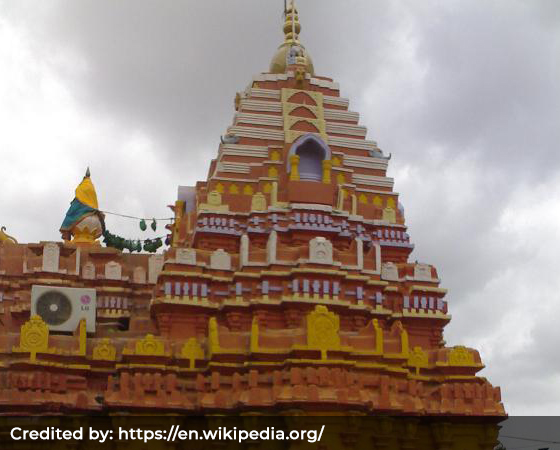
[0,3,505,448]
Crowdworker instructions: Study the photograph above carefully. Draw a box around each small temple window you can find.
[287,134,331,181]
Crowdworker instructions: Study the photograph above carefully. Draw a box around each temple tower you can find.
[0,3,504,447]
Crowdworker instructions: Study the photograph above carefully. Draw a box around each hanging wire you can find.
[508,444,554,449]
[100,210,174,221]
[501,433,560,444]
[130,235,168,243]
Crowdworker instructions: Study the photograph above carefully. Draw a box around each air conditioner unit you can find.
[31,285,96,332]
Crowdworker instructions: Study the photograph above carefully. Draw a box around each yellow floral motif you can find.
[228,184,239,194]
[332,156,341,166]
[180,338,205,369]
[123,334,167,356]
[268,166,278,178]
[358,193,368,204]
[12,315,50,362]
[307,305,341,360]
[270,150,281,161]
[373,196,383,207]
[408,346,429,375]
[336,173,346,185]
[215,183,224,194]
[263,183,272,194]
[243,185,254,196]
[386,197,396,208]
[92,338,117,361]
[448,346,475,366]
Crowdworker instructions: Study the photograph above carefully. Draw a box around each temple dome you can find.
[269,1,314,75]
[269,43,314,75]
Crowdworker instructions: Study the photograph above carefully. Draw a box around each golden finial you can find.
[270,0,314,75]
[283,0,301,45]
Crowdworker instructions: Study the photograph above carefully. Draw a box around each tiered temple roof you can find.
[0,3,504,445]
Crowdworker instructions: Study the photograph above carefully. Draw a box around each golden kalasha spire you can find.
[283,0,301,45]
[270,0,314,75]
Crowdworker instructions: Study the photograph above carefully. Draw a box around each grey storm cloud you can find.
[1,0,559,414]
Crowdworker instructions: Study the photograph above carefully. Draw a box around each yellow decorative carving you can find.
[401,326,409,358]
[372,319,384,354]
[281,88,324,110]
[322,159,332,184]
[448,346,475,366]
[387,321,409,359]
[408,346,429,375]
[263,183,272,194]
[289,154,300,181]
[283,102,323,120]
[208,317,221,356]
[243,185,254,196]
[270,150,281,161]
[180,338,205,369]
[215,183,224,194]
[198,190,229,213]
[281,88,327,143]
[268,166,278,178]
[373,196,383,207]
[124,334,167,356]
[359,193,368,204]
[228,184,239,194]
[0,226,17,244]
[332,156,341,167]
[251,192,267,211]
[92,338,117,361]
[71,225,100,244]
[336,173,346,185]
[382,207,396,223]
[295,67,306,85]
[78,318,86,356]
[13,315,51,362]
[386,197,396,208]
[284,116,326,136]
[307,305,341,360]
[250,317,259,353]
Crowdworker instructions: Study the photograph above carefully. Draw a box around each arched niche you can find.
[287,134,331,181]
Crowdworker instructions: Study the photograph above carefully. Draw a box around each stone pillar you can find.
[355,237,363,269]
[322,159,332,183]
[266,230,277,265]
[240,234,249,267]
[289,154,300,181]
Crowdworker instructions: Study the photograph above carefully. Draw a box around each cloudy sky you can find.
[1,0,559,415]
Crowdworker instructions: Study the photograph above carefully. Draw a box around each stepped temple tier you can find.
[0,3,505,448]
